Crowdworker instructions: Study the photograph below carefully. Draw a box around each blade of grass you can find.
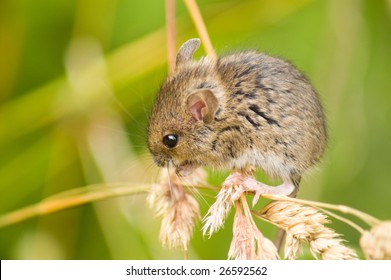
[183,0,216,59]
[166,0,177,72]
[0,183,150,229]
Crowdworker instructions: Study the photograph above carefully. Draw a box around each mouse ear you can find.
[187,89,218,124]
[176,38,201,67]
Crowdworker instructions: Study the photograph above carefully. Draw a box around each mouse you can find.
[147,38,327,205]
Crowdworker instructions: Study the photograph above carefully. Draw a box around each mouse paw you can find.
[245,178,296,206]
[241,178,273,206]
[222,172,246,186]
[225,174,269,205]
[226,175,296,206]
[221,172,249,201]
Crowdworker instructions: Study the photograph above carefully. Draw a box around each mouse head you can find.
[147,38,219,176]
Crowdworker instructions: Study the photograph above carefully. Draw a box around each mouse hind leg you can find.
[225,171,300,206]
[223,171,301,254]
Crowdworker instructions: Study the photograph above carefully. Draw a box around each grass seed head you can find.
[360,221,391,260]
[261,201,358,260]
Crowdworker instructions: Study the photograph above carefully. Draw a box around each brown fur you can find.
[147,38,327,187]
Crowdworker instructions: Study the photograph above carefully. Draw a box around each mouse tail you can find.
[289,172,301,198]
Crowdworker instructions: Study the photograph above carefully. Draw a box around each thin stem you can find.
[251,211,285,230]
[166,0,177,73]
[316,207,365,234]
[240,195,258,233]
[261,194,380,226]
[274,228,286,253]
[240,195,252,221]
[184,183,219,191]
[0,183,150,229]
[183,0,216,60]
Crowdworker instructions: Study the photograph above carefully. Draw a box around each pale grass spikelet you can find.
[228,202,279,260]
[261,201,358,260]
[147,169,201,251]
[202,184,238,237]
[309,228,357,260]
[147,183,170,217]
[159,187,200,250]
[360,221,391,259]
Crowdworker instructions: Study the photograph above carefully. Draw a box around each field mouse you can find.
[147,38,327,204]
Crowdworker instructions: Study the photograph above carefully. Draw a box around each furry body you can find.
[148,39,326,190]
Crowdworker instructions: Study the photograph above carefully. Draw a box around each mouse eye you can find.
[162,134,178,148]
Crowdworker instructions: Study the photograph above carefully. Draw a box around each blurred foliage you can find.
[0,0,390,259]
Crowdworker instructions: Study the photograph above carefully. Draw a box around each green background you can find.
[0,0,390,259]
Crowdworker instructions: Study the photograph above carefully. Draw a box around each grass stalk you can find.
[183,0,216,59]
[0,183,150,229]
[166,0,177,72]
